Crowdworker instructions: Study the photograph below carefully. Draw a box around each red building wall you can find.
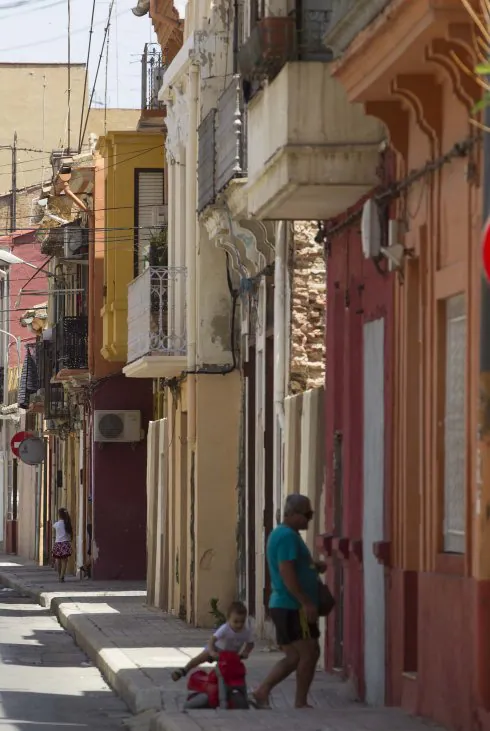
[0,230,48,367]
[323,202,394,699]
[91,374,153,581]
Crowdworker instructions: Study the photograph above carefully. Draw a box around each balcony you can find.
[138,42,166,130]
[196,78,247,215]
[123,266,187,379]
[238,9,332,97]
[216,76,247,195]
[323,0,392,58]
[45,382,69,420]
[54,316,89,381]
[243,12,384,220]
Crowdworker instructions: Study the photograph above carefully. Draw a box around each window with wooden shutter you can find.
[135,170,165,276]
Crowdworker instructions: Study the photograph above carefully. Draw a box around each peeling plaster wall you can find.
[289,221,326,394]
[197,225,236,366]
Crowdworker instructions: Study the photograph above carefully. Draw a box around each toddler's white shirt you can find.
[213,622,253,652]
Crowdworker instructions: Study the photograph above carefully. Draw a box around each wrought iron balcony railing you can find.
[36,338,49,389]
[238,9,332,89]
[141,42,166,111]
[196,78,247,212]
[216,76,247,194]
[54,315,89,374]
[45,382,68,420]
[127,266,187,364]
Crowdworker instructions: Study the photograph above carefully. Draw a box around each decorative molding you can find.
[237,219,275,271]
[365,100,408,165]
[201,207,276,277]
[425,38,479,111]
[165,84,188,162]
[201,206,249,277]
[392,74,442,152]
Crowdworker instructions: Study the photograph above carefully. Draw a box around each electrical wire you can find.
[79,0,116,148]
[67,0,72,152]
[3,142,163,186]
[323,135,481,240]
[78,0,97,153]
[0,4,126,54]
[104,8,111,135]
[0,0,64,9]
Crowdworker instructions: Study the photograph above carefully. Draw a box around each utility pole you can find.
[10,131,17,232]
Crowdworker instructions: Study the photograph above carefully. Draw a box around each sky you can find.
[0,0,159,109]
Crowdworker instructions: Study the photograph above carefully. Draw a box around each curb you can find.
[150,712,202,731]
[0,570,164,716]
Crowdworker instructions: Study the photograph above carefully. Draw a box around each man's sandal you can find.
[248,693,271,709]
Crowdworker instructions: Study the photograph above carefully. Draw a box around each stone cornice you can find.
[324,0,392,59]
[330,0,471,102]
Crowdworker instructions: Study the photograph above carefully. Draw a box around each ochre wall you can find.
[99,130,164,363]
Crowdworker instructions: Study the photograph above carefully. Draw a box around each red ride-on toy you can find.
[183,651,249,710]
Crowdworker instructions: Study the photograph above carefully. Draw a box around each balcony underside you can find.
[123,354,187,379]
[247,144,381,220]
[246,61,384,220]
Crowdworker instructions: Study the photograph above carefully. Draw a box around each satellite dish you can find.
[18,437,46,466]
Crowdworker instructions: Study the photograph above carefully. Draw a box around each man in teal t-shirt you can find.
[250,494,326,710]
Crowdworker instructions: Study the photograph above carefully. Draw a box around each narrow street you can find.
[0,585,129,730]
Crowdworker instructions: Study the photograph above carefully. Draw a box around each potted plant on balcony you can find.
[146,228,169,348]
[148,227,168,267]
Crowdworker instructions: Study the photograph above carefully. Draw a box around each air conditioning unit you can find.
[64,225,89,259]
[94,410,143,443]
[152,205,167,228]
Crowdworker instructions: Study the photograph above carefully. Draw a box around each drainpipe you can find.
[273,220,287,522]
[186,65,199,447]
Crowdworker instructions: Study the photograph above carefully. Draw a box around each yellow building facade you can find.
[99,131,165,362]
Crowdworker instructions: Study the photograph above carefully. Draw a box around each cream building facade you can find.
[131,0,383,632]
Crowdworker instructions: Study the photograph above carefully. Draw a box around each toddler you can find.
[171,601,254,681]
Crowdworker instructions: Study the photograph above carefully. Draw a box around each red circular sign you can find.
[11,431,33,458]
[483,217,490,281]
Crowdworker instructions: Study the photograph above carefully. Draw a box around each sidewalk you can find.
[0,556,444,731]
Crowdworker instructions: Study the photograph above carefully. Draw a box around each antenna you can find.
[67,0,72,152]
